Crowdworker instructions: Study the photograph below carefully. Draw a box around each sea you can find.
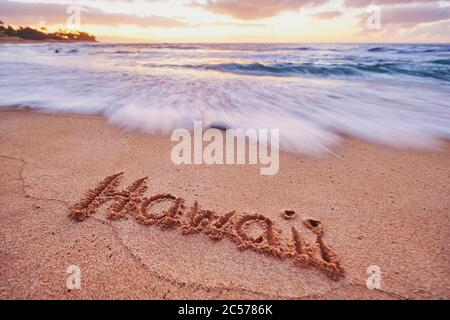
[1,43,449,153]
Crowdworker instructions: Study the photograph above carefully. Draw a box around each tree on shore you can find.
[0,22,96,41]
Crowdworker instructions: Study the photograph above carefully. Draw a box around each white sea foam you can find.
[0,43,449,154]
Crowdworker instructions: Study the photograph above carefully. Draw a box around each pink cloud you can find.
[358,2,450,28]
[194,0,328,20]
[344,0,434,7]
[0,0,187,27]
[311,10,343,19]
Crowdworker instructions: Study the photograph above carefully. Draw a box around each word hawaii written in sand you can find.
[69,173,345,281]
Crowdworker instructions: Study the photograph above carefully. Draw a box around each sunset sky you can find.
[0,0,449,43]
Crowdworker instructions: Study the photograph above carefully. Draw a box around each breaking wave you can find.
[0,43,449,154]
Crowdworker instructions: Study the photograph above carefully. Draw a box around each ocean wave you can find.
[368,47,391,53]
[1,43,450,154]
[167,62,450,81]
[368,45,450,54]
[431,59,450,65]
[193,62,359,77]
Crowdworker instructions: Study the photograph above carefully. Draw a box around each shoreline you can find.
[0,108,449,299]
[1,38,448,45]
[3,106,449,154]
[0,37,97,44]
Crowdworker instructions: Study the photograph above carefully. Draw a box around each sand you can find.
[0,108,449,300]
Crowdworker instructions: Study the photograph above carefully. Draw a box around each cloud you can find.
[357,2,450,28]
[344,0,434,8]
[0,0,187,27]
[404,19,450,41]
[193,0,328,20]
[310,10,343,19]
[355,2,450,42]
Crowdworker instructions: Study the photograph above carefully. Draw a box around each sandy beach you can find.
[0,108,449,300]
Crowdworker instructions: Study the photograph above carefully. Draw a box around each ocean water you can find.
[0,43,449,153]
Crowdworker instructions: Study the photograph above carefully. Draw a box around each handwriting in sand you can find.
[69,173,345,281]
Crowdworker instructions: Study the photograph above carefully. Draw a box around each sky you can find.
[0,0,449,43]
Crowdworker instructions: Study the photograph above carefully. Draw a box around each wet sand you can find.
[0,108,449,299]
